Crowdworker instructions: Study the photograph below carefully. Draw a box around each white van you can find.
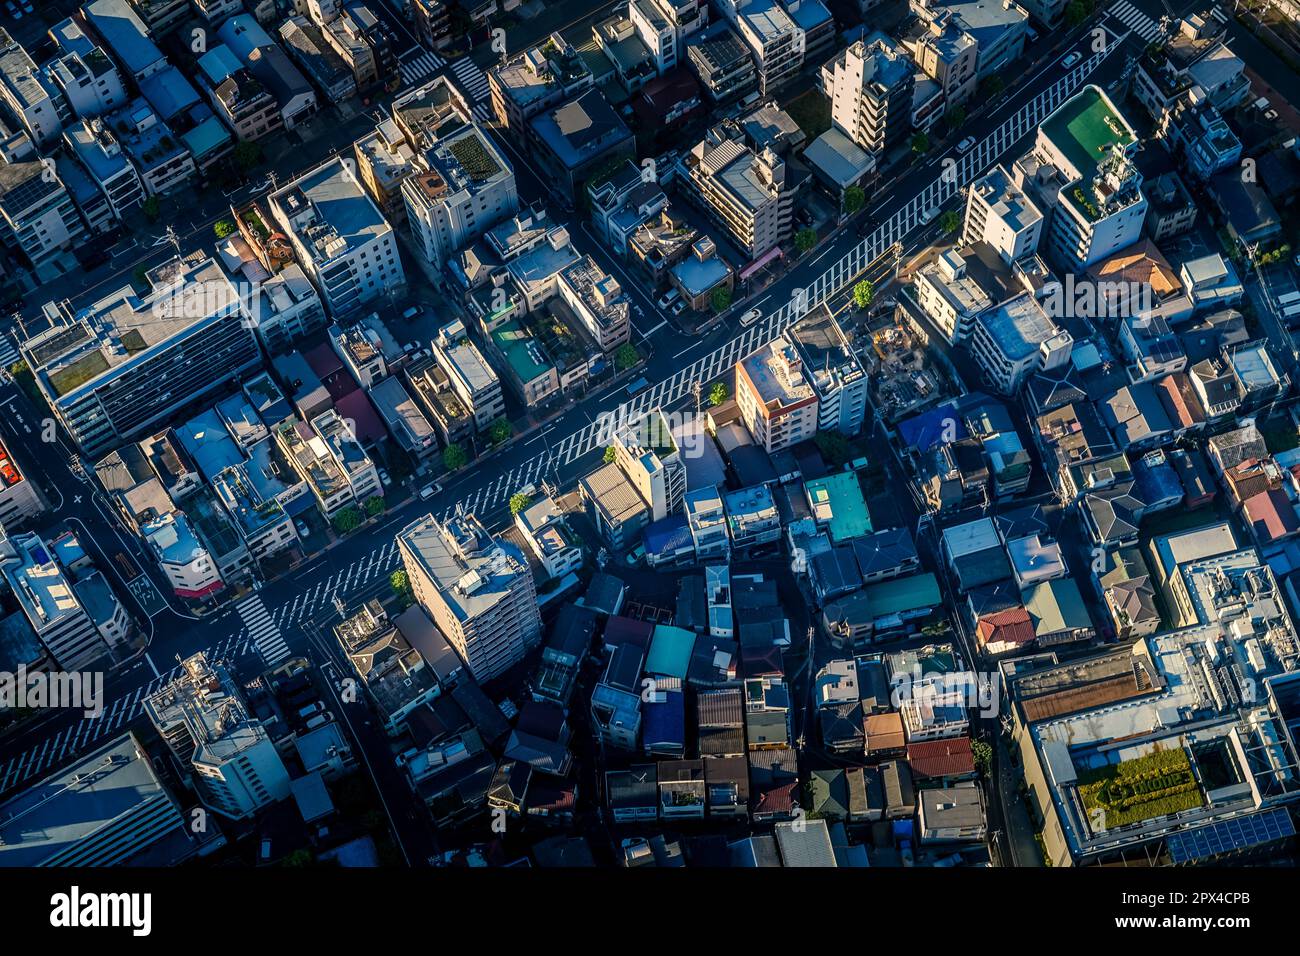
[740,308,762,327]
[420,482,442,500]
[402,306,420,321]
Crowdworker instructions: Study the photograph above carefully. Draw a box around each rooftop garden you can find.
[447,135,500,181]
[1078,746,1202,830]
[48,351,109,397]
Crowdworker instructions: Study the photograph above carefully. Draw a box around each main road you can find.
[0,8,1146,795]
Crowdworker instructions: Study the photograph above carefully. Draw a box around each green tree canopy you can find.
[488,418,511,445]
[364,496,384,517]
[939,210,961,234]
[234,140,261,171]
[332,507,362,535]
[709,382,729,406]
[443,442,467,471]
[911,132,930,154]
[843,185,865,214]
[711,285,732,312]
[509,492,533,515]
[615,343,639,371]
[794,228,817,254]
[603,446,617,464]
[853,280,874,310]
[214,219,236,240]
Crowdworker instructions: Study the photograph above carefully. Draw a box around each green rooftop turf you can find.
[1042,86,1135,177]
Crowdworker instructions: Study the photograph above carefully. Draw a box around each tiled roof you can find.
[976,606,1035,648]
[907,736,976,779]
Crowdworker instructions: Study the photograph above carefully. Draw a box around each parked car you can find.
[294,518,311,538]
[1061,51,1082,69]
[919,206,939,225]
[656,289,680,309]
[378,467,391,487]
[419,482,442,500]
[740,308,762,328]
[396,747,420,767]
[670,299,686,316]
[956,136,975,153]
[304,713,332,730]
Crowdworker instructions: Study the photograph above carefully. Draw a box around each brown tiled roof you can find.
[976,606,1035,649]
[907,736,976,779]
[1243,487,1300,543]
[1154,372,1205,430]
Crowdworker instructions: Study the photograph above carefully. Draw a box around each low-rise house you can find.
[1023,577,1095,646]
[918,782,986,843]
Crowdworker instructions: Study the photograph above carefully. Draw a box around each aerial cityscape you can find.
[0,0,1295,901]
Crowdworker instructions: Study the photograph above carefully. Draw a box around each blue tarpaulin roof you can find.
[643,514,692,557]
[897,402,965,453]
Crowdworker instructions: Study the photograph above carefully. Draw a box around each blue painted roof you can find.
[643,514,692,557]
[139,66,201,123]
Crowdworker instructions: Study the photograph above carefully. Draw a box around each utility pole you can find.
[691,380,701,415]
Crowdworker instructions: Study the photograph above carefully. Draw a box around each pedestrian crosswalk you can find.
[449,56,491,104]
[398,46,445,87]
[237,594,292,666]
[1109,0,1163,42]
[0,332,17,369]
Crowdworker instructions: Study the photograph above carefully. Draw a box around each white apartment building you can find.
[686,128,793,260]
[515,495,583,579]
[912,248,994,344]
[49,19,128,114]
[556,256,632,354]
[398,513,543,683]
[142,512,223,601]
[736,339,820,452]
[969,292,1073,394]
[0,532,108,670]
[312,409,381,504]
[0,28,64,148]
[614,409,687,521]
[144,653,292,820]
[403,121,518,268]
[63,118,146,221]
[243,263,327,354]
[0,159,86,269]
[432,319,506,430]
[827,38,915,158]
[787,305,868,436]
[630,0,710,73]
[963,164,1043,264]
[270,157,405,319]
[1014,86,1147,271]
[717,0,805,95]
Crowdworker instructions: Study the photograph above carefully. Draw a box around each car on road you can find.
[1061,51,1082,69]
[956,136,975,153]
[419,481,442,500]
[919,206,939,225]
[740,308,762,328]
[626,376,650,397]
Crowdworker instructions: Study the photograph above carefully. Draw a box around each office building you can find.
[0,733,198,867]
[21,256,260,458]
[403,121,518,268]
[685,125,793,260]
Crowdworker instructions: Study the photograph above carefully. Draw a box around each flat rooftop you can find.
[273,158,391,265]
[1040,85,1136,179]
